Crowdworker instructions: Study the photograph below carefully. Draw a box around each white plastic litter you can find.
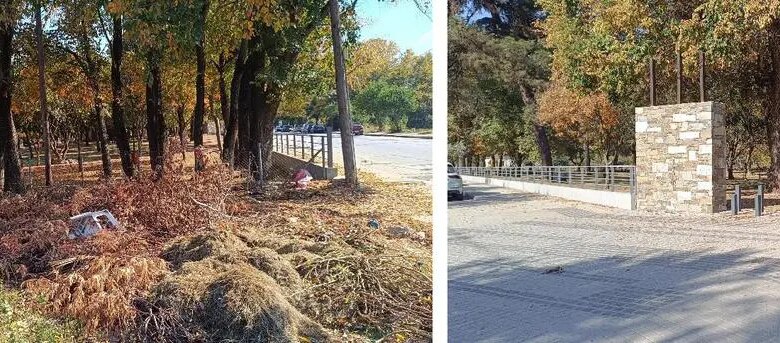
[68,210,121,239]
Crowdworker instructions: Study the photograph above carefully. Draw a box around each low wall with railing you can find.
[456,166,636,210]
[273,131,336,180]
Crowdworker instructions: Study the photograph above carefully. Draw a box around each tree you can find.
[537,82,621,165]
[450,0,553,165]
[106,0,134,178]
[0,0,23,194]
[329,0,357,185]
[192,0,209,167]
[55,0,115,178]
[448,18,550,166]
[35,0,52,185]
[353,79,417,132]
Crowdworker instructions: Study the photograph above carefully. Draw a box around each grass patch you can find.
[0,288,81,342]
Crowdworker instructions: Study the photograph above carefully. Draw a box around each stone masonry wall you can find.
[635,102,726,213]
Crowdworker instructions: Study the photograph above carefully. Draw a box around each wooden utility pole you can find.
[649,58,656,106]
[328,0,358,186]
[699,50,706,102]
[35,1,51,186]
[676,50,682,104]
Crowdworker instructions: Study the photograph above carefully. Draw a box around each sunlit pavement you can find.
[449,182,780,342]
[331,133,431,184]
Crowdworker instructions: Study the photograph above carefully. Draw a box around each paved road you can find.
[331,133,431,183]
[450,182,780,342]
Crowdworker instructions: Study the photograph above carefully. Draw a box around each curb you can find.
[364,132,432,139]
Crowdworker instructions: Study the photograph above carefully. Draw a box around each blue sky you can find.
[354,0,432,54]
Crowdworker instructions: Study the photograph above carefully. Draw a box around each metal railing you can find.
[272,129,334,169]
[454,165,636,193]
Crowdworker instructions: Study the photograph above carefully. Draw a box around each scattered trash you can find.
[68,210,120,239]
[368,219,380,230]
[542,266,564,274]
[387,226,412,237]
[293,169,313,189]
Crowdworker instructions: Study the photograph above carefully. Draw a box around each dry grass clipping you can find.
[21,256,169,336]
[0,143,432,341]
[145,258,330,342]
[290,235,432,340]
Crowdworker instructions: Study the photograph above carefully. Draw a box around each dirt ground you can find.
[1,136,432,342]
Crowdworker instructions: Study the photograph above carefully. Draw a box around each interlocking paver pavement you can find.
[449,183,780,342]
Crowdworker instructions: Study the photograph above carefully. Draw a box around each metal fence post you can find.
[326,127,333,168]
[285,134,289,155]
[257,143,264,184]
[630,167,637,210]
[320,136,325,168]
[735,184,741,212]
[310,135,314,160]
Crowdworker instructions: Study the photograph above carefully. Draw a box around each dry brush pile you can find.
[0,157,432,342]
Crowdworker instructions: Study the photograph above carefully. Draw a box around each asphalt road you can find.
[330,133,431,183]
[450,182,780,342]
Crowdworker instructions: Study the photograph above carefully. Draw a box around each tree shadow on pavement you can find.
[448,184,545,209]
[449,231,780,342]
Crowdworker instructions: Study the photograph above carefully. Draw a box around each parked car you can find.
[352,123,364,135]
[448,163,464,201]
[311,124,326,133]
[280,125,292,132]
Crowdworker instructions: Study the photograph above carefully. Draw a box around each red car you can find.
[351,123,364,135]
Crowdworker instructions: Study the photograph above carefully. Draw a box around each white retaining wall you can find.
[461,175,633,210]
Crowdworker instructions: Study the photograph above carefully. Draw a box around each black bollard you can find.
[732,192,738,215]
[756,184,764,217]
[735,185,741,212]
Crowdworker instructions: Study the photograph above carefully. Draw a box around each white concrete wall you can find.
[461,175,633,210]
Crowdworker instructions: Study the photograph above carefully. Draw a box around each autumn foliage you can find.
[537,81,620,148]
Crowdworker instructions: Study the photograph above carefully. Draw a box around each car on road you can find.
[311,124,326,133]
[352,123,364,135]
[279,125,292,132]
[448,163,464,200]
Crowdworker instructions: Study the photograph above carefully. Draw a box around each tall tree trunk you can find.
[0,14,22,194]
[80,31,112,178]
[236,51,254,169]
[177,105,185,160]
[209,91,222,152]
[222,44,244,165]
[329,0,358,185]
[214,114,222,152]
[35,3,51,186]
[110,15,134,178]
[768,21,780,191]
[192,0,209,156]
[146,54,165,178]
[177,105,185,147]
[583,142,591,167]
[94,93,112,177]
[217,51,229,123]
[533,124,553,165]
[519,86,552,166]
